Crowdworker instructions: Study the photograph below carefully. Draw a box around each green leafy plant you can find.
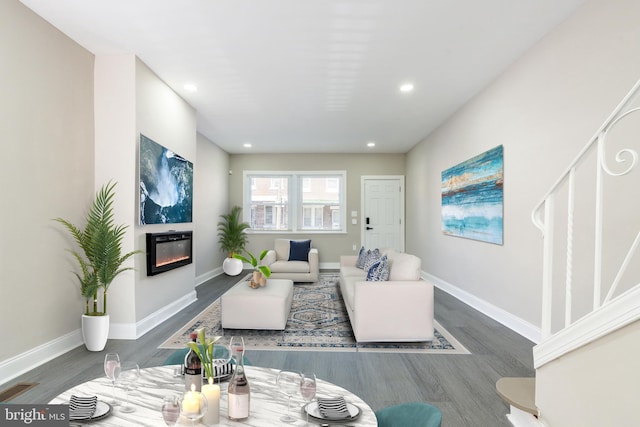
[186,328,221,381]
[217,206,250,257]
[233,249,272,278]
[54,180,141,315]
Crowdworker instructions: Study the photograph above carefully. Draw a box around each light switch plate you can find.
[351,211,358,217]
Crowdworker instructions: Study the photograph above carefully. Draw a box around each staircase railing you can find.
[531,79,640,340]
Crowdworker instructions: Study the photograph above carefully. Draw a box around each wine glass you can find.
[103,353,121,405]
[179,388,208,427]
[161,395,181,426]
[300,372,317,426]
[119,362,140,413]
[276,370,302,423]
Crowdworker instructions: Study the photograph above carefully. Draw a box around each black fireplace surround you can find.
[146,231,193,276]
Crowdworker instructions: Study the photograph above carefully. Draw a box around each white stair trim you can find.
[506,406,548,427]
[533,284,640,369]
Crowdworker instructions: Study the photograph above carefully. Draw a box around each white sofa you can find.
[339,249,434,343]
[263,239,319,283]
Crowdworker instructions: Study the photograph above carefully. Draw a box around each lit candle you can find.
[202,378,220,425]
[182,384,200,415]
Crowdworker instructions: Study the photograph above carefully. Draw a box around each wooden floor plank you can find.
[4,272,535,426]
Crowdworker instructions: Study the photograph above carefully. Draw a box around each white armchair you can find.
[263,239,319,283]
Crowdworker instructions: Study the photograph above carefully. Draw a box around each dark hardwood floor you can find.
[3,271,535,426]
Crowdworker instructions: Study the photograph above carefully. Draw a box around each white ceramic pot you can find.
[81,314,110,352]
[223,257,243,276]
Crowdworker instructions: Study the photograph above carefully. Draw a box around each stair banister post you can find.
[565,168,576,328]
[541,194,555,339]
[593,134,605,310]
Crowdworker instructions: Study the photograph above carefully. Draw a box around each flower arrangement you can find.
[186,328,221,380]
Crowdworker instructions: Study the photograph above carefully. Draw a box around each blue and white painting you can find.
[441,145,503,245]
[139,134,193,224]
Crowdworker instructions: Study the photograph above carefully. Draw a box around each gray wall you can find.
[0,0,230,383]
[0,0,95,362]
[228,153,405,264]
[195,132,230,282]
[407,0,640,340]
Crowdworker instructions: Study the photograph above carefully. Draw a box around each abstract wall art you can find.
[441,145,504,244]
[139,134,193,224]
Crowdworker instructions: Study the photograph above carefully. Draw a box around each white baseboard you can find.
[0,329,83,387]
[321,262,340,270]
[196,267,223,286]
[423,272,542,344]
[109,290,198,340]
[0,289,198,386]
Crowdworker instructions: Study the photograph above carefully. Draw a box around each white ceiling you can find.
[21,0,585,154]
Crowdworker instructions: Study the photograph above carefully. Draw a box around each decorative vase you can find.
[81,314,110,351]
[252,271,262,283]
[223,257,243,276]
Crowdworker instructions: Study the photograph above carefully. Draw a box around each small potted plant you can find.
[54,181,141,351]
[217,206,250,276]
[233,250,271,288]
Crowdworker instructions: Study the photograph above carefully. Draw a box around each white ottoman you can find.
[221,278,294,330]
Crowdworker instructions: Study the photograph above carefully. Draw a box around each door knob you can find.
[366,226,373,230]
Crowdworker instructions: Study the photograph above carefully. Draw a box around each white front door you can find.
[362,176,404,251]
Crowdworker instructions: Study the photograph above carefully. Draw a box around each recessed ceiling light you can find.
[184,83,198,92]
[399,83,414,93]
[367,141,376,148]
[243,143,252,148]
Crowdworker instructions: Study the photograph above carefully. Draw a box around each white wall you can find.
[407,0,640,342]
[0,0,94,378]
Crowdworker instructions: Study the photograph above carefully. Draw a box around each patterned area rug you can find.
[159,273,470,354]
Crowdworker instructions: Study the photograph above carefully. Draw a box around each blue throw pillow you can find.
[356,246,366,269]
[363,248,381,270]
[366,255,389,281]
[289,240,311,261]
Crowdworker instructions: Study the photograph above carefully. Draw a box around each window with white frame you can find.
[244,171,346,233]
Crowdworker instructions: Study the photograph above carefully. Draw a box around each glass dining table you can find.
[50,365,377,426]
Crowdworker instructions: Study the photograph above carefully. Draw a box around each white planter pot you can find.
[223,257,243,276]
[82,314,110,352]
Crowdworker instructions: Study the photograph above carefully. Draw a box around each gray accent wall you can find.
[228,153,405,264]
[406,0,640,341]
[0,0,95,362]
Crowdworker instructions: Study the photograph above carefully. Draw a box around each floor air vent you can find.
[0,382,38,402]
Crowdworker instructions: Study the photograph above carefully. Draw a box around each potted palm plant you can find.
[217,206,250,276]
[55,180,141,351]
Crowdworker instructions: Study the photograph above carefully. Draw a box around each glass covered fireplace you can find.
[146,231,193,276]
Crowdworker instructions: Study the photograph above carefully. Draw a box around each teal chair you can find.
[375,402,442,427]
[163,345,251,366]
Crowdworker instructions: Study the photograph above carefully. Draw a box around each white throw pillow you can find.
[388,253,421,281]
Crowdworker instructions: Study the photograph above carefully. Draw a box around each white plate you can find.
[70,400,111,422]
[303,401,361,422]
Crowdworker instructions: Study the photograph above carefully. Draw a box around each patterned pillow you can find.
[363,248,381,270]
[366,255,390,281]
[356,246,367,269]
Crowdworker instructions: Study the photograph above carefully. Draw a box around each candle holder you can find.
[179,385,208,426]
